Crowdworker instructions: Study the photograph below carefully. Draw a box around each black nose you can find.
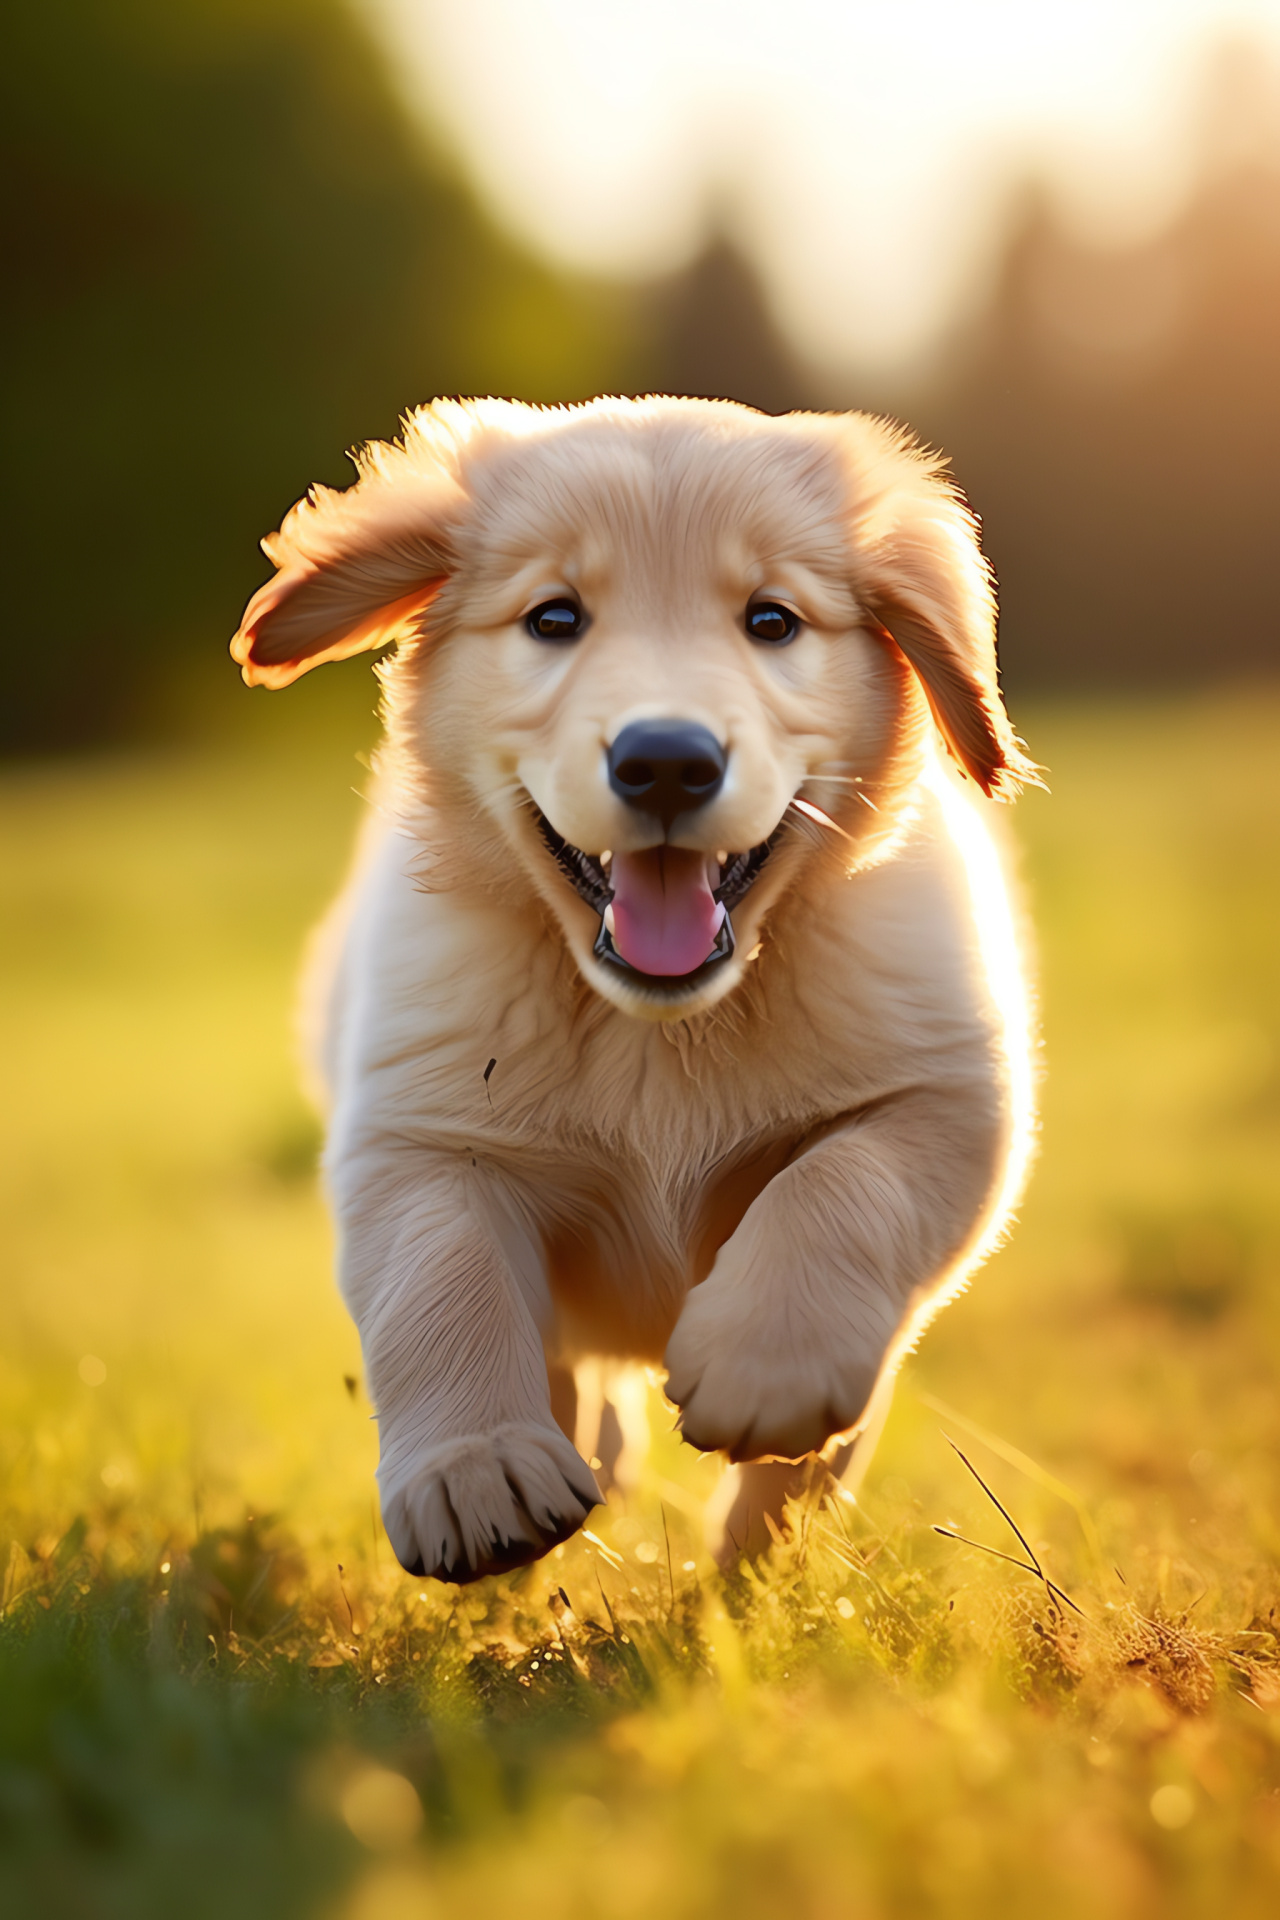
[607,720,727,830]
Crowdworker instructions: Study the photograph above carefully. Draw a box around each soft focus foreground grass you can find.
[2,684,1280,1919]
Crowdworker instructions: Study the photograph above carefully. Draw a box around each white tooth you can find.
[603,903,616,935]
[716,850,728,866]
[600,849,612,867]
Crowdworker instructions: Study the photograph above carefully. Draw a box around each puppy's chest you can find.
[534,1120,796,1358]
[495,1016,845,1252]
[499,1012,846,1167]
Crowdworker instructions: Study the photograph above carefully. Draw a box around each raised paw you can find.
[663,1285,889,1463]
[380,1423,601,1583]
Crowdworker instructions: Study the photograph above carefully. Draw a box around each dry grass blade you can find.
[938,1435,1087,1620]
[915,1388,1102,1565]
[932,1526,1085,1618]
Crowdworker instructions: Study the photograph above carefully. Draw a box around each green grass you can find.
[3,684,1280,1918]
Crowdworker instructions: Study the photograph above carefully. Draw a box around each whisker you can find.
[802,777,879,813]
[788,796,860,845]
[786,809,830,851]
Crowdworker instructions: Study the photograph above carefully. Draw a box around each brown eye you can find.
[745,602,798,646]
[527,599,584,642]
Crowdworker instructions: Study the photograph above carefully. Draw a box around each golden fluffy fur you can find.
[232,395,1036,1582]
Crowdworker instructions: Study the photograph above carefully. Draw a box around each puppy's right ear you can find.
[231,444,461,689]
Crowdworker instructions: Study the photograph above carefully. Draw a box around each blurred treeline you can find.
[4,3,1278,752]
[1,0,629,751]
[913,48,1280,694]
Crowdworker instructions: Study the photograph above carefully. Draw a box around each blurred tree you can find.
[0,0,630,749]
[909,50,1280,691]
[626,236,813,415]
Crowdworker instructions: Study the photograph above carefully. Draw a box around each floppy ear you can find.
[230,436,462,689]
[844,421,1035,798]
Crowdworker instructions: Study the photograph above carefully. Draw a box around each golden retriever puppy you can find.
[231,395,1036,1583]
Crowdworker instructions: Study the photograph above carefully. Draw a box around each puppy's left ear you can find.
[230,433,462,689]
[846,423,1035,798]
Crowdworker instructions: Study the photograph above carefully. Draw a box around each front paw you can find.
[380,1423,600,1583]
[664,1287,886,1463]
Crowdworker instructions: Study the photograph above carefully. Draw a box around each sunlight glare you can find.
[362,0,1280,370]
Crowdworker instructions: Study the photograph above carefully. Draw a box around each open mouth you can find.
[535,812,779,990]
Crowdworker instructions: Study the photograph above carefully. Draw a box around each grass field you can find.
[3,683,1280,1919]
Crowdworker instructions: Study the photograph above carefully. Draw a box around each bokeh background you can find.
[7,0,1280,748]
[4,5,1280,1917]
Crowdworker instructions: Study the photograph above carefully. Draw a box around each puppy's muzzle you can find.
[535,718,780,994]
[607,720,726,831]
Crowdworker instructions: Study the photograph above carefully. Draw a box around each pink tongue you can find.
[609,848,726,977]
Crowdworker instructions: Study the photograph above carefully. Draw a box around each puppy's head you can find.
[233,397,1032,1021]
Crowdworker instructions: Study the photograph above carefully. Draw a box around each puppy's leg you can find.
[708,1457,831,1568]
[333,1149,600,1582]
[547,1362,578,1441]
[570,1361,651,1496]
[665,1087,1005,1462]
[707,1368,893,1569]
